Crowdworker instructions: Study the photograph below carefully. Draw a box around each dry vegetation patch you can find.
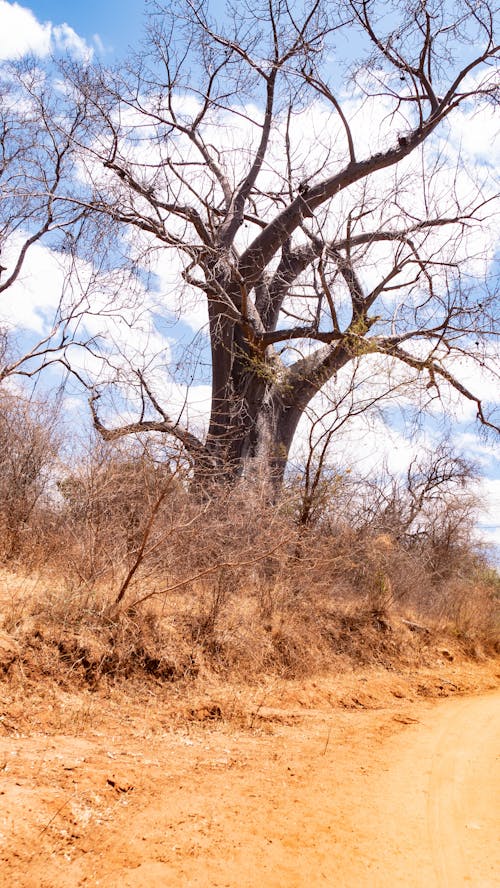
[0,560,497,694]
[0,411,497,691]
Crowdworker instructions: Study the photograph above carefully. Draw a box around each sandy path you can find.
[426,694,499,886]
[0,679,498,887]
[345,692,500,887]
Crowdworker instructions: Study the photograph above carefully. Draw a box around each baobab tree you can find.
[67,0,499,484]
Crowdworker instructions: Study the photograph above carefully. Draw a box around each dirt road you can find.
[343,692,500,887]
[0,670,498,887]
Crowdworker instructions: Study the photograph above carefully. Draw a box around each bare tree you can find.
[0,61,142,387]
[291,358,415,526]
[351,444,479,540]
[57,1,500,483]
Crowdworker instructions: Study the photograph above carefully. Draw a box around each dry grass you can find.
[1,533,497,690]
[0,425,498,689]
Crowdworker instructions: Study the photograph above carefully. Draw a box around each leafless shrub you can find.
[1,426,497,685]
[58,436,190,591]
[0,391,61,563]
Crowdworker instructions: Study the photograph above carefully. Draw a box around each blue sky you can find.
[6,1,363,63]
[25,0,147,55]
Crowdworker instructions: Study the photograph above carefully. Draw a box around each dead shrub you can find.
[0,391,61,564]
[0,431,497,687]
[57,438,188,589]
[12,585,199,686]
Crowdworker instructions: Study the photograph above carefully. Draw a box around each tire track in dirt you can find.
[425,694,499,887]
[355,691,500,887]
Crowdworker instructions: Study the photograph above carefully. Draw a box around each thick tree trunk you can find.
[200,323,355,491]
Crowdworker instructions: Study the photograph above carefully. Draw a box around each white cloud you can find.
[477,528,500,560]
[475,477,500,560]
[92,33,105,55]
[0,233,172,383]
[52,23,92,62]
[454,432,500,472]
[0,1,93,61]
[290,387,427,478]
[0,237,65,332]
[0,1,51,59]
[479,477,500,525]
[147,380,212,437]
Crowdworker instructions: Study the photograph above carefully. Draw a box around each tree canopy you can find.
[1,0,499,485]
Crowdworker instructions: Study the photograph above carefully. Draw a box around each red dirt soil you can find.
[0,662,498,887]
